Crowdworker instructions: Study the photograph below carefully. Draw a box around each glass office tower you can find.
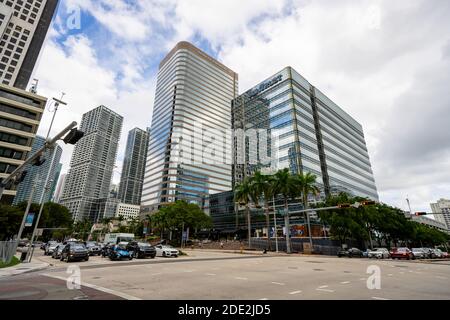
[141,41,239,214]
[232,67,378,201]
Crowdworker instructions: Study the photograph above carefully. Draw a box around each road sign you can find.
[25,213,35,227]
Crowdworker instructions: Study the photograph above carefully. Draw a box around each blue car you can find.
[109,243,133,261]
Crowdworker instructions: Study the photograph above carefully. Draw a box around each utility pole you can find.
[272,196,279,253]
[26,95,68,262]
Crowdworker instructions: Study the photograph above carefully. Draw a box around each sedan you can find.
[52,245,64,259]
[368,248,390,259]
[431,249,444,259]
[155,245,179,257]
[412,248,426,259]
[45,242,60,256]
[338,248,363,258]
[390,247,414,260]
[109,244,133,261]
[86,242,102,256]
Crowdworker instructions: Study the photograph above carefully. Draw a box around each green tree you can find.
[249,171,274,250]
[235,178,256,248]
[0,204,23,240]
[294,172,320,248]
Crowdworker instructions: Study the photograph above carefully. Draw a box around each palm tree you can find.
[295,172,320,250]
[235,178,255,249]
[250,171,274,251]
[272,168,299,253]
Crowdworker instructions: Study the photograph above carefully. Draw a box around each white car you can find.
[155,245,179,257]
[368,248,390,259]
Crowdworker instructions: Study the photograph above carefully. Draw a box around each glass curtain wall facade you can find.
[13,135,62,204]
[118,127,149,205]
[141,41,238,214]
[232,66,378,201]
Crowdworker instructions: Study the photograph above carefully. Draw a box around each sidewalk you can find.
[0,261,49,278]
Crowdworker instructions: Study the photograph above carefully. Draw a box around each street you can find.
[1,250,449,300]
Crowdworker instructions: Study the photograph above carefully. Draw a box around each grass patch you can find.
[0,256,20,269]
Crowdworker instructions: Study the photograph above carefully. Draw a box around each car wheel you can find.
[85,256,89,262]
[151,255,156,259]
[163,252,166,257]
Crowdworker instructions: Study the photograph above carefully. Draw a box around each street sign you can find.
[36,229,44,236]
[25,213,35,227]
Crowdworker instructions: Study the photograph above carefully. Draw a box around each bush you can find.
[0,256,20,269]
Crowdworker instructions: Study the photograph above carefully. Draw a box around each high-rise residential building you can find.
[60,105,123,222]
[52,172,65,203]
[13,135,62,204]
[0,83,46,204]
[118,127,149,205]
[431,199,450,231]
[115,203,140,221]
[0,0,59,89]
[141,41,238,214]
[232,67,379,200]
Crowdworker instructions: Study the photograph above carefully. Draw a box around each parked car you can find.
[431,248,444,259]
[155,244,179,257]
[52,245,64,259]
[422,248,434,259]
[412,248,427,259]
[442,251,449,259]
[45,242,60,256]
[390,247,414,260]
[60,243,89,263]
[40,242,46,250]
[338,248,363,258]
[86,242,102,256]
[109,243,133,261]
[127,242,156,259]
[368,248,390,259]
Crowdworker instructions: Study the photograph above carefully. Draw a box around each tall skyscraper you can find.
[52,172,65,203]
[431,199,450,231]
[0,0,59,89]
[232,67,378,201]
[118,127,149,205]
[13,135,62,204]
[141,41,238,214]
[60,105,123,222]
[0,83,46,204]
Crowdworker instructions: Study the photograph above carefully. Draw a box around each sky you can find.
[31,0,450,213]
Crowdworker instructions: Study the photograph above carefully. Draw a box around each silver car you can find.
[368,248,390,259]
[412,248,426,259]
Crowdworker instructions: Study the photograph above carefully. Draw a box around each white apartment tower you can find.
[60,105,123,222]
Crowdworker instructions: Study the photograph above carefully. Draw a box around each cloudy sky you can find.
[32,0,450,213]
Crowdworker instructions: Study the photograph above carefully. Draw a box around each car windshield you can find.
[72,245,85,250]
[412,248,422,251]
[138,243,150,247]
[118,244,127,250]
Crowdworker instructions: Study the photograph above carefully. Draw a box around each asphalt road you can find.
[1,250,449,300]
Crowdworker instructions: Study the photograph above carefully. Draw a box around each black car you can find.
[60,243,89,262]
[86,242,102,256]
[128,242,156,259]
[338,248,364,258]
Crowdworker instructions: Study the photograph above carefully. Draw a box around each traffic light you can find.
[15,171,28,185]
[362,200,376,206]
[415,212,427,216]
[63,128,85,145]
[338,203,352,208]
[32,156,46,167]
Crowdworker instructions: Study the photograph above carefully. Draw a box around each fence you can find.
[249,238,343,256]
[0,240,18,264]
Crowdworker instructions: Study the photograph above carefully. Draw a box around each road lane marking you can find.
[316,289,335,293]
[42,274,141,300]
[151,273,162,276]
[318,285,329,289]
[235,277,248,280]
[372,297,389,300]
[206,273,216,276]
[359,278,366,281]
[289,291,302,295]
[388,274,393,276]
[260,298,268,300]
[271,282,285,286]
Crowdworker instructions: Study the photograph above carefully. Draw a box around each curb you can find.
[0,263,50,278]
